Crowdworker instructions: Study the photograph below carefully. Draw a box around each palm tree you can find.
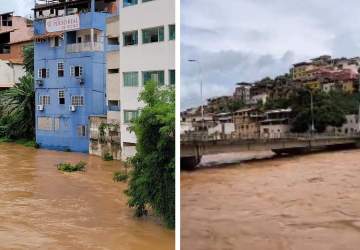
[0,74,35,138]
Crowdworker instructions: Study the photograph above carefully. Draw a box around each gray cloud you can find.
[181,0,360,109]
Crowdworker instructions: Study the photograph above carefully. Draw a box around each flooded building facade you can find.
[119,0,176,159]
[34,0,117,152]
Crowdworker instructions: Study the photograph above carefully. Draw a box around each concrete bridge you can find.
[181,134,360,170]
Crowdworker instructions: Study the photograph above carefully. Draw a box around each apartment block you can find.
[119,0,175,159]
[33,0,117,152]
[89,13,121,159]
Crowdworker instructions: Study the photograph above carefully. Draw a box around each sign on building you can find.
[46,14,80,33]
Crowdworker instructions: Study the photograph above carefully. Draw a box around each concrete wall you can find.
[0,60,25,88]
[260,124,290,139]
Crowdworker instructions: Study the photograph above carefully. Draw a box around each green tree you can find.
[23,44,34,75]
[0,74,35,138]
[126,82,175,229]
[290,90,346,133]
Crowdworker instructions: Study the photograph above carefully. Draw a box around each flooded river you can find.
[181,150,360,250]
[0,143,174,250]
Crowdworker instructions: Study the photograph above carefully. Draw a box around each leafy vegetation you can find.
[260,89,360,133]
[125,82,175,229]
[57,161,86,172]
[113,170,128,182]
[23,44,34,75]
[103,152,114,161]
[0,74,35,139]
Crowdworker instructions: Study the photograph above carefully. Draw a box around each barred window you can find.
[71,96,84,106]
[58,62,64,77]
[39,95,50,105]
[58,90,65,104]
[38,68,49,78]
[70,66,83,77]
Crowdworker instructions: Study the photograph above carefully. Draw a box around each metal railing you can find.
[66,42,103,53]
[181,131,360,142]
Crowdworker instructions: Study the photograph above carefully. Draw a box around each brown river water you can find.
[181,150,360,250]
[0,143,174,250]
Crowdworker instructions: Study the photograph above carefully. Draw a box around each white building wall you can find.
[119,0,175,159]
[0,60,25,88]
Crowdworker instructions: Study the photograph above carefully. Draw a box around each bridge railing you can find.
[181,131,360,142]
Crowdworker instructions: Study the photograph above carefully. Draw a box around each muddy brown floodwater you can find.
[181,150,360,250]
[0,143,174,250]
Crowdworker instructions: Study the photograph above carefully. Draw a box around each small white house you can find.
[326,115,359,135]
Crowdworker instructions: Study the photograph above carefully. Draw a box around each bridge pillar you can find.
[181,156,201,171]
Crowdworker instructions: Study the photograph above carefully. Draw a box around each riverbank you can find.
[181,149,360,250]
[0,143,174,250]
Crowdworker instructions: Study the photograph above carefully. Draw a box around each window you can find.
[37,117,53,131]
[71,96,84,106]
[38,68,49,79]
[169,24,175,40]
[142,27,164,44]
[58,62,64,77]
[124,110,139,123]
[70,66,83,77]
[108,100,120,111]
[85,34,91,43]
[50,37,60,47]
[124,0,138,7]
[143,71,164,86]
[123,31,138,46]
[108,68,119,74]
[169,70,175,85]
[77,125,86,137]
[108,37,119,45]
[123,72,139,87]
[39,95,50,105]
[58,90,65,104]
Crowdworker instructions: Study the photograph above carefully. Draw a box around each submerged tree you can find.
[126,81,175,229]
[0,74,35,138]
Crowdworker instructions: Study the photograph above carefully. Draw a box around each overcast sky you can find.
[0,0,33,17]
[181,0,360,109]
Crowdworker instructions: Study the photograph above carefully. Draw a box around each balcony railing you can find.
[66,42,103,53]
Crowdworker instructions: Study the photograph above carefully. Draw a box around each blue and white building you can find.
[33,0,118,152]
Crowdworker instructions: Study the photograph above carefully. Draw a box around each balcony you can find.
[66,42,103,53]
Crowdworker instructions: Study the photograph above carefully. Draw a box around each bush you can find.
[113,170,128,182]
[57,161,86,172]
[103,152,113,161]
[126,82,175,229]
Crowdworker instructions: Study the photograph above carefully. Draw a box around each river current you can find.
[181,150,360,250]
[0,143,174,250]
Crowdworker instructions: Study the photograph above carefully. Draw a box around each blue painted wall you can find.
[34,12,110,152]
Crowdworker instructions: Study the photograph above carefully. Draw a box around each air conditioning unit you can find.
[69,105,76,112]
[37,105,44,111]
[36,79,44,86]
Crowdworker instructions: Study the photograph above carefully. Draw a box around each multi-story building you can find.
[233,107,263,139]
[0,12,33,89]
[260,108,292,139]
[89,12,121,159]
[33,0,118,152]
[0,12,33,64]
[234,82,252,104]
[119,0,175,159]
